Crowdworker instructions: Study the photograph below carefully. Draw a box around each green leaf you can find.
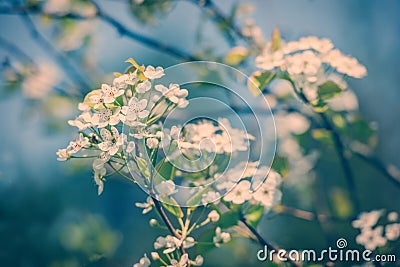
[311,129,333,145]
[330,188,353,219]
[347,116,376,146]
[244,205,265,228]
[161,197,184,218]
[318,81,343,100]
[219,211,239,228]
[225,46,249,66]
[310,98,328,113]
[155,158,175,181]
[272,156,289,178]
[186,187,209,207]
[248,71,276,96]
[135,156,150,178]
[195,228,217,256]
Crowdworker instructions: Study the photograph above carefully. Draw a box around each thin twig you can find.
[18,11,92,90]
[1,3,200,62]
[0,35,35,65]
[152,197,188,257]
[352,150,400,188]
[88,0,200,62]
[319,112,361,214]
[239,216,301,267]
[188,0,255,47]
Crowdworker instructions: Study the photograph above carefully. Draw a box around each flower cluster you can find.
[219,166,282,209]
[352,210,400,251]
[255,34,367,101]
[57,59,189,195]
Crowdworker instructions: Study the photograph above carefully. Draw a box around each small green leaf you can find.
[186,187,209,207]
[318,81,343,100]
[155,158,175,181]
[272,156,289,178]
[330,188,353,218]
[311,129,333,145]
[248,71,276,96]
[161,197,184,218]
[135,156,150,178]
[310,98,328,113]
[244,205,265,228]
[225,46,249,66]
[219,211,239,228]
[271,27,282,51]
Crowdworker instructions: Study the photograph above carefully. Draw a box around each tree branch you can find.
[239,216,301,267]
[18,11,92,90]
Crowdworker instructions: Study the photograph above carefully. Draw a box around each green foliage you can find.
[129,0,173,25]
[248,71,276,96]
[317,81,343,100]
[219,210,240,228]
[161,197,184,218]
[243,205,265,228]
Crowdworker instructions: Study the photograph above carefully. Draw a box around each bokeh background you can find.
[1,0,400,266]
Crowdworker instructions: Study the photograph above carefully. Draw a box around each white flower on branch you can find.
[207,210,220,222]
[98,127,124,156]
[223,180,252,204]
[144,65,165,80]
[121,97,150,126]
[136,80,152,94]
[385,223,400,241]
[101,83,124,104]
[133,254,151,267]
[352,210,383,230]
[167,253,188,267]
[213,227,231,247]
[154,235,182,254]
[91,107,121,128]
[135,196,154,214]
[155,180,177,197]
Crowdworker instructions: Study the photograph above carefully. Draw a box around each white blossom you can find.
[213,227,231,247]
[135,196,154,214]
[93,165,106,195]
[155,83,189,107]
[252,171,282,209]
[155,180,177,196]
[223,180,252,204]
[68,111,92,131]
[387,212,399,222]
[101,83,124,104]
[355,226,387,251]
[385,223,400,241]
[167,253,188,267]
[136,80,152,93]
[154,235,182,254]
[144,65,165,79]
[68,133,90,154]
[207,210,220,222]
[352,210,383,229]
[201,191,221,205]
[113,72,138,89]
[56,148,70,161]
[151,251,160,260]
[91,107,121,128]
[133,254,151,267]
[192,255,203,266]
[121,97,150,125]
[146,137,159,149]
[22,62,60,99]
[98,127,124,156]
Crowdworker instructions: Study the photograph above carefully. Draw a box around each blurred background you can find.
[0,0,400,266]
